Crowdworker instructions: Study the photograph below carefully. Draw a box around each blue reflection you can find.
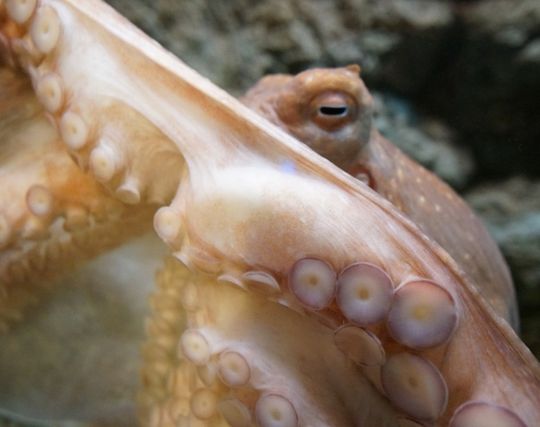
[280,160,297,175]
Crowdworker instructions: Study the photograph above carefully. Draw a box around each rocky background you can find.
[2,0,539,425]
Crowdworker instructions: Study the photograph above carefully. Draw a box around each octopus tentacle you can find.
[142,36,538,425]
[143,250,537,426]
[0,1,537,426]
[0,66,155,328]
[242,67,518,329]
[141,259,400,427]
[0,0,189,328]
[2,0,185,205]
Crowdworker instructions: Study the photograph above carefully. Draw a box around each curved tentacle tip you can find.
[255,394,298,427]
[381,353,448,422]
[387,279,458,348]
[450,401,527,427]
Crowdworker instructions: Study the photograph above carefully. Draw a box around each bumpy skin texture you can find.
[0,67,156,331]
[0,1,538,427]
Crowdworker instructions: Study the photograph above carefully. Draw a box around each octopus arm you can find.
[241,68,518,329]
[0,1,538,426]
[157,150,540,425]
[0,66,159,328]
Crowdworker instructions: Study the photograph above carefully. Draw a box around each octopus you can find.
[0,1,538,426]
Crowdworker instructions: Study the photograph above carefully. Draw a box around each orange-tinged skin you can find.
[0,68,154,330]
[242,67,518,329]
[0,1,538,426]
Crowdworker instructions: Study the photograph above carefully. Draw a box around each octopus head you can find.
[244,65,373,170]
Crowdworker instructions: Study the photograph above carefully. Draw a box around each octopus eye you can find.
[319,105,348,116]
[309,91,357,131]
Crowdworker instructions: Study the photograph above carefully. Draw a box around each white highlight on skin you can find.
[387,280,457,348]
[289,257,336,310]
[36,73,63,113]
[336,262,393,325]
[190,388,217,419]
[218,351,250,387]
[89,145,118,182]
[26,185,53,217]
[218,399,252,427]
[217,273,246,290]
[381,353,448,421]
[6,0,36,24]
[154,206,182,242]
[179,330,210,365]
[256,394,298,427]
[243,270,281,295]
[334,324,385,366]
[30,5,60,54]
[450,401,526,427]
[116,176,141,204]
[60,111,88,150]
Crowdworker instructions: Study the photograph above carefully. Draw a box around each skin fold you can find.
[0,1,538,426]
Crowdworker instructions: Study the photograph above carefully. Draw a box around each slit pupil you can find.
[319,106,348,116]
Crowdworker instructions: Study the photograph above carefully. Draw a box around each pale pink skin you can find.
[450,401,527,427]
[288,257,336,310]
[243,69,518,329]
[387,280,458,349]
[336,262,394,325]
[333,324,386,367]
[381,353,448,422]
[0,1,538,427]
